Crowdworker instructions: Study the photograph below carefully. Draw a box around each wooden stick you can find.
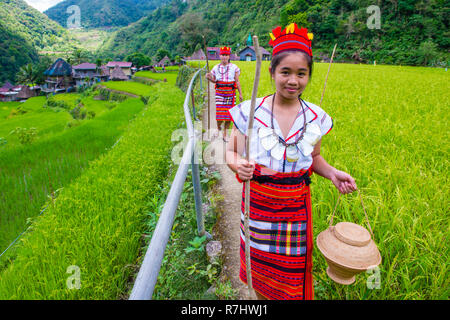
[319,43,337,108]
[244,35,262,300]
[202,36,211,136]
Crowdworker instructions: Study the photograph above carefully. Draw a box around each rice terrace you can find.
[0,0,448,303]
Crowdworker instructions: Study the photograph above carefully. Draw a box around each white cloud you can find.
[24,0,65,12]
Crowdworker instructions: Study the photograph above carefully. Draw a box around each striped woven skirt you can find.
[215,81,236,121]
[239,164,314,300]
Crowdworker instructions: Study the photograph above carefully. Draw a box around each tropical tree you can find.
[125,52,151,68]
[71,49,87,65]
[16,63,36,85]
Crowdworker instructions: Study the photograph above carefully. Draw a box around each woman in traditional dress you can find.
[225,23,357,300]
[206,46,243,142]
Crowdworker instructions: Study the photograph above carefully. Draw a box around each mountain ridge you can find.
[44,0,171,29]
[99,0,449,67]
[0,0,78,83]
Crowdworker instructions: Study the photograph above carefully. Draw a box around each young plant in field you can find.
[9,127,38,145]
[185,235,207,253]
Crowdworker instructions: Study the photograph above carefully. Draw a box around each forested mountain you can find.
[0,0,78,84]
[100,0,449,66]
[44,0,171,28]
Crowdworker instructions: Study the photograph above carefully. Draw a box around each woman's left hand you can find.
[239,93,243,102]
[331,170,357,194]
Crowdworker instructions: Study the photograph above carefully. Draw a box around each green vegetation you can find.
[150,166,223,299]
[0,95,146,263]
[134,71,178,85]
[235,61,449,299]
[0,82,186,299]
[0,0,80,83]
[45,0,170,28]
[99,81,155,97]
[100,0,449,67]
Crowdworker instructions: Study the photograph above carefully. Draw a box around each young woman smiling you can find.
[225,23,357,300]
[206,47,243,142]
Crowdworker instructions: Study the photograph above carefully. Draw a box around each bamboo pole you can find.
[202,36,211,138]
[319,43,337,108]
[243,35,262,300]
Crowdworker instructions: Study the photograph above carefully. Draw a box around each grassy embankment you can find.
[0,82,190,298]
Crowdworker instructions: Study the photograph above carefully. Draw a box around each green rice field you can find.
[0,62,447,300]
[134,70,178,85]
[0,92,146,263]
[235,61,449,300]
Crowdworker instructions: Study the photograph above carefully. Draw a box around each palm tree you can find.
[71,49,86,65]
[16,63,36,85]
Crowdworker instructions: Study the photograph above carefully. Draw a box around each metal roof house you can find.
[205,47,239,61]
[72,62,109,87]
[0,82,18,102]
[239,46,271,61]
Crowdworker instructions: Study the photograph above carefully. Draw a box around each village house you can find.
[156,55,172,67]
[185,47,239,61]
[239,46,271,61]
[205,47,239,61]
[110,65,129,81]
[72,62,108,87]
[105,61,133,80]
[16,85,40,101]
[42,58,74,94]
[0,82,18,102]
[0,82,41,102]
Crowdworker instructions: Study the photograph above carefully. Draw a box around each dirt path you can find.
[202,83,249,300]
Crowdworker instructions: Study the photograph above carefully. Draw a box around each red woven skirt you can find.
[239,164,314,300]
[215,81,236,121]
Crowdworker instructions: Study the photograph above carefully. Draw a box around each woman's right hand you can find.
[205,72,214,82]
[237,158,255,181]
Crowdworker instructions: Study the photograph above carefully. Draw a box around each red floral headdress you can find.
[269,23,314,57]
[220,46,231,55]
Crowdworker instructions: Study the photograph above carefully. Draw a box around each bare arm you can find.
[235,72,243,102]
[311,140,357,194]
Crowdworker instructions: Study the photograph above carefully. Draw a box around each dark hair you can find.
[270,50,313,78]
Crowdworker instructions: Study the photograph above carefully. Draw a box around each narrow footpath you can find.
[201,82,249,300]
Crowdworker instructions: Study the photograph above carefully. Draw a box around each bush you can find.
[69,105,87,120]
[9,127,38,145]
[176,65,197,92]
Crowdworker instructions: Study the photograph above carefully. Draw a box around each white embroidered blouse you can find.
[211,63,240,82]
[228,96,334,173]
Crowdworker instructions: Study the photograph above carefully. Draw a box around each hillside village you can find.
[0,43,270,102]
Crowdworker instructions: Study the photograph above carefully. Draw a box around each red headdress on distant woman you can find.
[220,46,231,55]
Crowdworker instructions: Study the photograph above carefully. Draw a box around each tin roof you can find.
[106,61,132,68]
[73,62,97,70]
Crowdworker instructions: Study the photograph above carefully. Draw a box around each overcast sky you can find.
[24,0,65,12]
